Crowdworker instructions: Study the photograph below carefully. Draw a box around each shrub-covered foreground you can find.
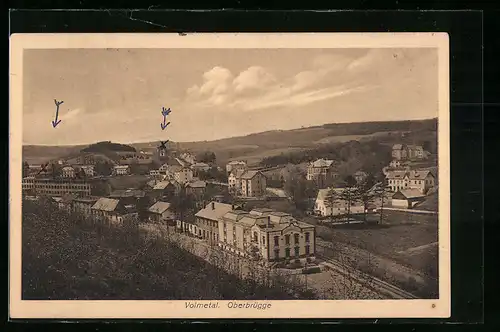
[22,198,315,300]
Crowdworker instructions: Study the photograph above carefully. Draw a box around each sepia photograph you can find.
[9,33,450,319]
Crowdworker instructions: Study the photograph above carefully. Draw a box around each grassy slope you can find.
[22,199,310,300]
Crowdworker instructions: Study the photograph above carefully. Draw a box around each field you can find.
[310,210,438,278]
[22,145,85,164]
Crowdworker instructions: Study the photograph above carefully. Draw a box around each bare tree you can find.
[371,180,390,224]
[323,242,380,300]
[323,188,339,222]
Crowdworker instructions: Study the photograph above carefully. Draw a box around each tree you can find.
[197,151,216,164]
[50,163,62,179]
[324,245,378,300]
[371,180,390,224]
[95,161,112,176]
[91,180,111,196]
[344,175,357,187]
[137,196,152,222]
[339,185,361,223]
[323,188,340,222]
[170,189,196,224]
[75,167,87,180]
[129,160,142,175]
[198,167,227,183]
[357,175,377,221]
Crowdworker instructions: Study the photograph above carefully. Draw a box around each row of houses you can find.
[52,195,139,226]
[150,163,210,184]
[52,194,178,227]
[179,201,316,264]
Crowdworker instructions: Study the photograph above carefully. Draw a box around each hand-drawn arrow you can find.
[161,107,171,130]
[159,140,169,149]
[52,99,64,128]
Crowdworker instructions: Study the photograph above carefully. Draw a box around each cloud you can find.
[187,66,233,100]
[233,66,276,93]
[184,51,407,112]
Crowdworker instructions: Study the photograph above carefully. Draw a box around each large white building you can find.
[218,208,316,263]
[22,177,91,197]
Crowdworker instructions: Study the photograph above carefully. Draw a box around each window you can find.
[274,236,279,246]
[294,246,300,257]
[305,232,310,243]
[274,249,280,259]
[262,236,265,245]
[294,234,299,244]
[285,248,290,258]
[305,245,310,255]
[253,231,258,242]
[285,234,290,245]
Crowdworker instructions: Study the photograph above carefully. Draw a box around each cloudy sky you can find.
[23,48,438,145]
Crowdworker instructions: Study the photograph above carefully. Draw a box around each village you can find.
[21,139,438,299]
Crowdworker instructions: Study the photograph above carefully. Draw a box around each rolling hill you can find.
[23,118,437,166]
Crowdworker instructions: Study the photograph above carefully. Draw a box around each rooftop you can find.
[109,189,145,198]
[393,189,426,199]
[153,181,178,190]
[148,201,172,214]
[91,197,120,212]
[185,180,207,188]
[240,170,264,180]
[195,201,233,221]
[309,158,335,168]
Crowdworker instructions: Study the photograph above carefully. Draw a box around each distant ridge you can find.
[23,118,437,165]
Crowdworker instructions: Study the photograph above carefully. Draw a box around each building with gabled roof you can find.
[148,201,174,224]
[306,158,338,189]
[392,144,426,161]
[174,167,194,184]
[72,195,100,218]
[386,169,436,194]
[228,169,267,197]
[192,201,234,244]
[392,189,427,208]
[314,187,365,217]
[226,160,247,175]
[91,197,137,225]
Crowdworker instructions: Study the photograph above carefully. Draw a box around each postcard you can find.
[9,32,450,319]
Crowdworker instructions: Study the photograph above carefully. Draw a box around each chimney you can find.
[211,202,215,210]
[267,215,271,227]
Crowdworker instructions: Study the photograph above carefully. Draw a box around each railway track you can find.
[316,244,418,299]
